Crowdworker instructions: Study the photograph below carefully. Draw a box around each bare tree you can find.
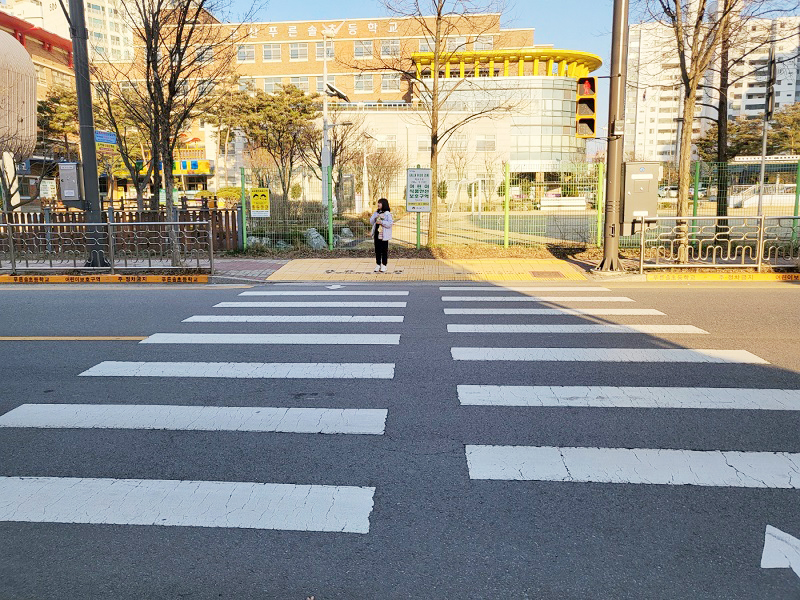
[347,2,513,245]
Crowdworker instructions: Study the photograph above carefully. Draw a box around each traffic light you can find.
[765,47,777,119]
[576,76,597,138]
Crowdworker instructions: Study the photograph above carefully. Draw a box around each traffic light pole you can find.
[597,0,629,272]
[67,0,108,267]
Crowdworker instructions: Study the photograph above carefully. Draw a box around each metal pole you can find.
[327,163,334,250]
[756,215,765,272]
[6,223,16,275]
[758,33,776,217]
[416,212,421,249]
[107,221,115,274]
[597,0,629,271]
[792,160,800,245]
[639,219,646,275]
[239,166,247,250]
[207,221,215,274]
[595,162,605,247]
[503,161,510,249]
[362,150,369,212]
[322,31,333,251]
[67,0,106,266]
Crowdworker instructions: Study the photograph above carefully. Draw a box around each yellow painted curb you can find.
[647,273,800,282]
[0,275,209,284]
[0,336,146,341]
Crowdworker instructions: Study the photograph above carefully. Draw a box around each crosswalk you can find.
[1,286,407,534]
[442,284,799,492]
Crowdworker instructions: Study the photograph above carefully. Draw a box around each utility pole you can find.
[597,0,629,271]
[66,0,107,266]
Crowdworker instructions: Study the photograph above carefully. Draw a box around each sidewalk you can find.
[213,257,588,282]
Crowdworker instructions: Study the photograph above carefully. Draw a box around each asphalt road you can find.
[1,280,799,599]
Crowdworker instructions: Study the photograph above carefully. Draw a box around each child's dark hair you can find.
[378,198,390,212]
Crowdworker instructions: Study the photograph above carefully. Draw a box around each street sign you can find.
[406,168,432,212]
[39,178,57,198]
[95,130,118,155]
[251,187,270,217]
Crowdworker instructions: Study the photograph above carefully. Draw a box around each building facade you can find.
[625,17,800,162]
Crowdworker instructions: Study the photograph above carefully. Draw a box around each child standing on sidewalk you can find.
[370,198,393,273]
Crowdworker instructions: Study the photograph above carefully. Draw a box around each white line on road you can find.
[458,385,800,410]
[451,347,768,363]
[0,476,375,533]
[439,286,611,292]
[762,526,800,578]
[465,445,800,488]
[441,296,634,303]
[443,308,666,316]
[214,302,408,308]
[140,333,401,345]
[79,361,395,379]
[239,291,409,296]
[447,324,707,334]
[0,404,388,434]
[183,315,405,323]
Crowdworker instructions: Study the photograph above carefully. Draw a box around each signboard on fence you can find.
[406,168,432,212]
[95,130,118,154]
[250,188,270,217]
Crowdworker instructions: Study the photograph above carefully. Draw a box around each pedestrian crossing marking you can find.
[183,315,405,323]
[140,333,401,345]
[214,302,407,308]
[439,287,611,292]
[443,308,666,316]
[458,385,800,410]
[239,291,409,296]
[451,348,768,363]
[0,476,375,533]
[447,324,707,334]
[465,445,800,488]
[79,361,395,379]
[441,296,634,303]
[0,405,388,434]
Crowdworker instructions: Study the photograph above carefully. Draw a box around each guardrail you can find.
[635,215,800,273]
[0,220,213,274]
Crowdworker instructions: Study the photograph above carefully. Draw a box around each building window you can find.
[381,73,400,91]
[377,134,396,150]
[417,135,431,152]
[354,40,373,58]
[262,43,281,61]
[473,36,493,50]
[238,78,255,91]
[237,44,255,62]
[316,75,335,92]
[315,41,334,60]
[449,134,467,151]
[476,134,496,152]
[35,66,46,84]
[289,42,308,60]
[197,45,213,63]
[290,76,309,92]
[446,36,467,52]
[381,39,400,57]
[264,77,282,93]
[52,70,70,87]
[354,74,373,93]
[199,80,214,95]
[419,39,433,52]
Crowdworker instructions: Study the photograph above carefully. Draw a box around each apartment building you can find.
[625,17,800,162]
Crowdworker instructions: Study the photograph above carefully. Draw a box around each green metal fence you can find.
[240,163,606,250]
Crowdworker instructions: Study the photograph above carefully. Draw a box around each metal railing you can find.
[635,215,800,273]
[0,220,214,274]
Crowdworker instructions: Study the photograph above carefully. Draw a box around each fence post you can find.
[756,215,765,272]
[503,161,510,248]
[793,160,800,245]
[595,162,605,248]
[239,167,247,250]
[107,221,115,274]
[6,223,16,274]
[208,221,215,274]
[43,207,52,254]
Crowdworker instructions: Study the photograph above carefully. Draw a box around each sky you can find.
[233,0,616,124]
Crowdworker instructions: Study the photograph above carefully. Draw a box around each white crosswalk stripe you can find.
[80,361,396,379]
[439,286,611,292]
[465,445,800,488]
[444,308,665,315]
[451,347,768,363]
[447,324,707,334]
[458,385,800,410]
[184,315,405,323]
[239,290,409,296]
[0,477,375,532]
[140,333,401,345]
[0,404,388,434]
[214,301,407,308]
[442,295,634,302]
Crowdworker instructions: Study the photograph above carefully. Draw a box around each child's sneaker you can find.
[374,265,381,272]
[380,265,387,272]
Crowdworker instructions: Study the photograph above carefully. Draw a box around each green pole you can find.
[240,166,247,249]
[503,161,510,248]
[692,161,700,217]
[595,162,605,247]
[327,166,334,251]
[793,160,800,245]
[416,212,421,249]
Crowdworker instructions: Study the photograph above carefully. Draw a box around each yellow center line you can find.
[0,336,147,341]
